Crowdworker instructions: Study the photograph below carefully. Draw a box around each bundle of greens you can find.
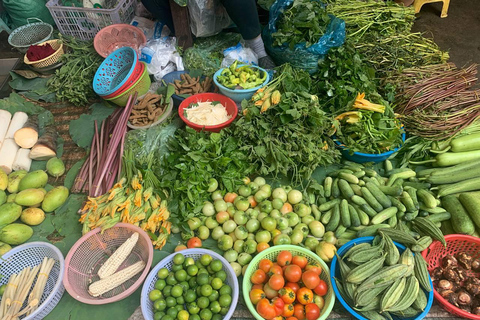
[47,34,102,105]
[271,0,331,49]
[232,64,339,184]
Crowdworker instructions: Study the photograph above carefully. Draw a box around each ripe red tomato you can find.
[278,287,296,304]
[282,303,294,317]
[268,265,283,277]
[272,297,285,316]
[296,287,313,305]
[313,280,328,296]
[251,269,267,285]
[256,298,277,320]
[292,255,308,269]
[285,282,300,294]
[259,259,274,274]
[268,274,285,291]
[305,303,320,320]
[263,283,279,299]
[271,317,283,320]
[284,265,302,283]
[250,289,266,305]
[277,251,293,266]
[305,264,322,275]
[302,270,321,290]
[252,284,264,290]
[286,317,298,320]
[186,237,202,248]
[293,304,306,320]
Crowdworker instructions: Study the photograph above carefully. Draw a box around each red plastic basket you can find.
[422,234,480,319]
[102,61,145,99]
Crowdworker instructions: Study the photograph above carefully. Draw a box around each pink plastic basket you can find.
[63,223,153,305]
[94,24,146,58]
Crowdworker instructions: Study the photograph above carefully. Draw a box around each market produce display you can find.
[172,74,213,96]
[129,93,171,127]
[216,62,267,90]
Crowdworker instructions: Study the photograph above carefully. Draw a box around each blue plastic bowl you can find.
[161,70,208,108]
[334,132,406,163]
[213,65,270,103]
[331,236,434,320]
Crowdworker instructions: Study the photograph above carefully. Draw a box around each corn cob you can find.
[98,232,139,279]
[89,260,145,297]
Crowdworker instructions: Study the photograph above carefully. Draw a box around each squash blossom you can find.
[335,111,361,124]
[353,93,385,113]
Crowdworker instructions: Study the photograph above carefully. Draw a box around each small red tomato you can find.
[272,297,285,316]
[277,250,293,267]
[282,303,294,317]
[278,287,296,304]
[271,317,283,320]
[250,289,266,305]
[252,284,264,290]
[186,237,202,248]
[305,264,323,275]
[305,303,320,320]
[284,264,302,283]
[256,298,277,320]
[264,283,279,299]
[292,255,308,269]
[297,287,313,305]
[286,317,298,320]
[313,280,328,296]
[302,270,321,290]
[259,259,274,274]
[269,265,284,277]
[285,282,300,294]
[251,269,267,285]
[293,304,306,320]
[269,274,285,291]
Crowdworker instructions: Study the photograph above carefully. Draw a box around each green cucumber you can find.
[366,182,392,208]
[340,199,351,228]
[442,195,475,235]
[361,187,384,212]
[458,192,480,229]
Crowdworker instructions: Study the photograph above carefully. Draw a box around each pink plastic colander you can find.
[63,223,153,305]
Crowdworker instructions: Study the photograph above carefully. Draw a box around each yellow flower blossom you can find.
[353,93,385,113]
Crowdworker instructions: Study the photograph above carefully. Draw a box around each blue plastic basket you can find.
[334,132,406,163]
[330,236,434,320]
[93,47,139,96]
[213,65,270,103]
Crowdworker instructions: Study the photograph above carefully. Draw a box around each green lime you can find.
[175,305,184,312]
[171,285,183,298]
[197,268,208,275]
[187,302,200,315]
[173,253,185,265]
[154,312,165,320]
[211,278,222,290]
[219,285,232,296]
[171,264,183,272]
[154,299,167,311]
[155,279,167,291]
[220,307,229,316]
[219,294,232,307]
[179,281,189,291]
[161,315,174,320]
[166,296,177,308]
[149,289,162,301]
[208,290,219,302]
[163,285,172,297]
[157,268,169,279]
[187,265,198,276]
[175,270,187,282]
[167,307,178,318]
[200,284,213,297]
[200,309,213,320]
[190,315,201,320]
[177,310,189,320]
[210,260,222,273]
[197,296,210,309]
[195,260,203,269]
[166,273,177,286]
[196,286,202,296]
[176,296,185,305]
[212,314,222,320]
[215,271,227,282]
[197,273,209,286]
[200,254,213,266]
[188,277,197,289]
[210,301,221,314]
[184,289,197,303]
[183,257,195,267]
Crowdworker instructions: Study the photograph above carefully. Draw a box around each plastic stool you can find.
[414,0,450,18]
[0,17,11,34]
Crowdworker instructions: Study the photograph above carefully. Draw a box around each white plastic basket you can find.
[141,248,239,320]
[0,242,65,320]
[46,0,138,40]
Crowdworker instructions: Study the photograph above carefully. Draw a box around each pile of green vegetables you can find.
[216,61,267,89]
[47,34,102,105]
[271,0,331,49]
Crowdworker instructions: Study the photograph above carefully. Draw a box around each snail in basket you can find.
[129,93,168,127]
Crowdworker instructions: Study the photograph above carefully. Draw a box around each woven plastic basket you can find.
[94,24,147,58]
[331,236,434,320]
[8,18,53,53]
[422,234,480,320]
[105,62,151,106]
[0,242,65,320]
[63,223,153,305]
[141,248,239,320]
[243,245,335,320]
[24,39,64,68]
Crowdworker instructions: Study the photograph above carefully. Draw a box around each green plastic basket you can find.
[242,245,335,320]
[105,62,151,106]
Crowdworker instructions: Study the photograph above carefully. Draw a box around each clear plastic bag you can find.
[140,37,184,81]
[221,42,258,67]
[263,0,346,73]
[130,16,171,40]
[187,0,232,38]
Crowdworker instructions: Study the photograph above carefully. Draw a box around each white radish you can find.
[0,110,12,148]
[5,112,28,139]
[12,148,32,172]
[0,139,20,174]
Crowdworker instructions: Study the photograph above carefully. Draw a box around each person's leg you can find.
[141,0,175,34]
[220,0,275,69]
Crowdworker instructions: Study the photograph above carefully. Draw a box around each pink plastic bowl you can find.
[63,223,153,305]
[94,24,147,58]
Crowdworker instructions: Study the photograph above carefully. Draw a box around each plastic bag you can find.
[140,37,184,81]
[187,0,232,38]
[131,16,171,40]
[221,43,258,67]
[263,0,345,73]
[2,0,55,28]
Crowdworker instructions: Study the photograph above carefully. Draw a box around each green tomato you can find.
[237,253,252,266]
[245,219,260,233]
[214,200,227,213]
[233,240,245,253]
[238,185,252,197]
[233,211,248,225]
[211,226,224,240]
[226,206,235,217]
[222,220,237,233]
[245,208,258,220]
[254,190,268,203]
[281,227,293,235]
[207,178,218,192]
[272,198,284,210]
[205,217,218,229]
[285,212,299,227]
[272,188,288,202]
[277,217,289,230]
[253,177,266,186]
[202,202,215,217]
[260,184,272,197]
[235,199,249,212]
[187,217,202,231]
[248,182,259,193]
[257,212,268,222]
[216,211,229,224]
[171,225,180,234]
[295,203,311,217]
[309,220,325,238]
[198,226,210,240]
[294,223,309,237]
[223,249,238,262]
[234,226,248,240]
[305,237,320,251]
[233,196,244,206]
[323,231,337,245]
[290,230,304,245]
[288,190,303,204]
[243,239,257,254]
[211,190,223,201]
[273,234,292,246]
[247,233,255,241]
[217,235,233,251]
[255,230,271,243]
[302,215,315,225]
[261,217,276,231]
[259,200,273,213]
[269,209,281,219]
